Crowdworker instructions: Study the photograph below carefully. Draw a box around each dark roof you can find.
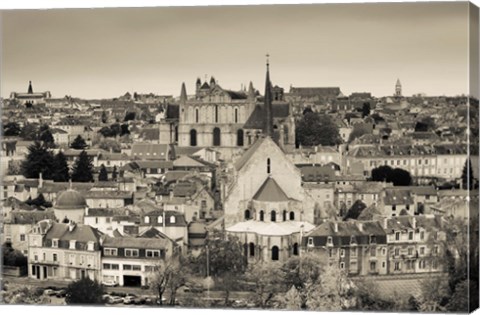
[243,105,264,129]
[384,189,414,205]
[142,210,187,227]
[225,90,247,100]
[9,210,55,224]
[166,104,179,119]
[305,221,387,246]
[45,222,103,243]
[102,235,171,249]
[233,136,267,171]
[253,177,289,202]
[289,87,341,98]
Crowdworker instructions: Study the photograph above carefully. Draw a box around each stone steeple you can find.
[395,78,402,97]
[28,81,33,94]
[180,82,187,104]
[263,55,274,137]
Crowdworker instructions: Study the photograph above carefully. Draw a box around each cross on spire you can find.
[266,53,270,69]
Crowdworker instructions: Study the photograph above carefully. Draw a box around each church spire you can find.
[248,81,255,100]
[180,82,187,103]
[28,81,33,94]
[263,54,274,137]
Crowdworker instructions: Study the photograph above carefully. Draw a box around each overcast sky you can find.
[1,2,474,99]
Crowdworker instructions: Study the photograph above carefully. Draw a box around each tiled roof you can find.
[45,222,103,243]
[141,210,187,227]
[8,210,55,224]
[289,87,341,98]
[102,235,170,249]
[131,143,169,160]
[253,177,290,202]
[233,136,267,171]
[85,191,133,199]
[384,189,414,205]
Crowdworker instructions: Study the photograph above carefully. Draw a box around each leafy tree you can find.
[65,278,104,305]
[150,256,188,306]
[353,279,397,311]
[296,112,342,147]
[283,285,303,310]
[20,123,39,141]
[21,141,54,179]
[70,135,87,150]
[98,164,108,181]
[192,230,246,278]
[246,262,285,308]
[98,139,121,153]
[71,150,94,182]
[2,242,28,267]
[3,122,22,136]
[415,117,435,132]
[370,165,412,186]
[461,159,474,190]
[7,160,22,176]
[120,123,130,136]
[124,112,136,121]
[112,165,118,181]
[416,276,450,312]
[101,110,108,124]
[344,200,367,221]
[1,285,47,304]
[39,124,55,148]
[52,151,70,182]
[348,124,371,142]
[361,102,371,118]
[26,193,52,208]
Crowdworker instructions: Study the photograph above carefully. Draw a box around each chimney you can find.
[412,216,416,229]
[357,222,363,232]
[39,172,43,188]
[68,221,76,232]
[85,207,89,216]
[383,217,388,229]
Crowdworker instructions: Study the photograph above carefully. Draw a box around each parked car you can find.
[133,297,146,305]
[43,289,56,296]
[102,280,118,287]
[109,296,124,304]
[55,289,67,298]
[123,295,136,305]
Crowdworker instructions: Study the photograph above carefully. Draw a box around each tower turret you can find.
[263,55,274,137]
[180,82,187,104]
[28,81,33,94]
[395,78,402,97]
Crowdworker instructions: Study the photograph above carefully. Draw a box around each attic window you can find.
[144,216,150,224]
[87,241,94,251]
[307,237,314,247]
[52,239,58,248]
[327,236,333,246]
[170,215,176,224]
[69,240,76,250]
[370,235,377,244]
[157,216,163,224]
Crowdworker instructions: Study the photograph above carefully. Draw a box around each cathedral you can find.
[177,60,296,159]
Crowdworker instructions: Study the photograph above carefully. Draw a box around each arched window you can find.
[157,216,163,224]
[289,211,295,221]
[237,129,244,147]
[259,210,264,222]
[174,125,178,142]
[190,129,197,146]
[249,242,255,257]
[271,210,276,222]
[195,108,199,123]
[293,243,299,256]
[282,210,287,221]
[234,108,239,123]
[244,209,251,220]
[170,215,176,224]
[215,105,219,123]
[213,128,221,146]
[144,216,150,224]
[271,246,279,261]
[267,158,271,174]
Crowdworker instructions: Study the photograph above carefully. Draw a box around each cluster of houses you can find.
[1,66,476,287]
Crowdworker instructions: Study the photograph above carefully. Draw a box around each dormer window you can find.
[350,235,357,244]
[157,216,163,224]
[170,215,176,224]
[327,236,333,246]
[69,240,76,250]
[307,237,314,247]
[370,235,377,244]
[52,239,58,248]
[87,241,94,251]
[144,216,150,224]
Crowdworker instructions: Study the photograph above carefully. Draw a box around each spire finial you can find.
[266,53,270,70]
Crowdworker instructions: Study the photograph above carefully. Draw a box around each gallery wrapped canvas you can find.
[0,0,479,313]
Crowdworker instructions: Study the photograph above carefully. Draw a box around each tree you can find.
[20,123,39,141]
[70,135,87,150]
[2,242,28,267]
[98,164,108,181]
[39,124,55,148]
[353,279,397,311]
[246,262,285,308]
[3,122,22,136]
[361,102,371,118]
[344,200,367,221]
[296,112,342,147]
[415,117,435,132]
[461,159,474,190]
[98,139,121,153]
[370,165,412,186]
[26,193,52,208]
[71,150,94,182]
[120,123,130,136]
[112,165,118,181]
[52,151,70,182]
[150,256,187,306]
[1,285,47,304]
[416,276,450,312]
[124,112,136,121]
[101,110,108,124]
[21,141,54,179]
[65,278,104,305]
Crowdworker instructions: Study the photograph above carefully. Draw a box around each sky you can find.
[0,2,475,99]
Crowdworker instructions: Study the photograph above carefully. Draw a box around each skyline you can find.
[1,2,476,99]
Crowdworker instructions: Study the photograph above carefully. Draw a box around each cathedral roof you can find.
[243,105,265,129]
[200,82,210,89]
[253,177,289,202]
[226,220,315,236]
[233,136,267,171]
